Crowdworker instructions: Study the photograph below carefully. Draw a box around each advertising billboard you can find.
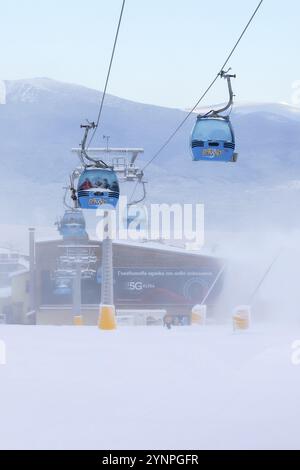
[114,267,218,306]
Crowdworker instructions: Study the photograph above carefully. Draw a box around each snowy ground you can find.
[0,323,300,450]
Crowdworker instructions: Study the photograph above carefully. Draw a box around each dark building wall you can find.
[35,239,223,317]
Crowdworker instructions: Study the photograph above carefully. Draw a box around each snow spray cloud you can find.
[210,229,300,325]
[95,196,205,250]
[0,340,6,365]
[0,80,6,105]
[291,340,300,366]
[291,80,300,106]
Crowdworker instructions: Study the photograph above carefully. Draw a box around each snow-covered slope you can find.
[1,323,299,450]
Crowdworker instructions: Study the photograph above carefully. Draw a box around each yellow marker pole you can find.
[191,305,207,325]
[98,305,117,330]
[232,306,251,332]
[74,315,84,326]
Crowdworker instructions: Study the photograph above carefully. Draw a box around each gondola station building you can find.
[4,228,223,326]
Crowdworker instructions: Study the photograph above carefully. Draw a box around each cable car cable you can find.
[141,0,264,175]
[87,0,126,148]
[128,0,263,203]
[70,0,126,210]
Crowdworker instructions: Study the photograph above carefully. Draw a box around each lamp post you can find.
[28,227,36,323]
[103,135,110,155]
[72,261,83,326]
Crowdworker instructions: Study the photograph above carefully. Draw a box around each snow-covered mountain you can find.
[1,77,300,231]
[192,101,300,120]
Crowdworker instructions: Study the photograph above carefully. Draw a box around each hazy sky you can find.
[1,0,299,108]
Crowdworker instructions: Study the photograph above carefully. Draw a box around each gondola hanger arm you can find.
[209,70,236,117]
[79,122,109,168]
[128,180,147,207]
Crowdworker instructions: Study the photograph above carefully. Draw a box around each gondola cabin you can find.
[191,116,237,163]
[58,210,88,240]
[77,168,120,210]
[54,278,72,296]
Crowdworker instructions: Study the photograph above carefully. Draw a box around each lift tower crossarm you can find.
[71,147,145,184]
[71,148,144,155]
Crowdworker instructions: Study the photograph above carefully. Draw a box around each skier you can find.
[163,314,173,330]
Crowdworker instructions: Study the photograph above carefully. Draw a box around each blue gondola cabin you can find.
[191,115,238,163]
[77,168,120,210]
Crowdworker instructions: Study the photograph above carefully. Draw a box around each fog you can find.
[209,229,300,325]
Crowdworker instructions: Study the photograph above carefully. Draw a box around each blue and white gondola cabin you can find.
[191,115,237,163]
[77,168,120,210]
